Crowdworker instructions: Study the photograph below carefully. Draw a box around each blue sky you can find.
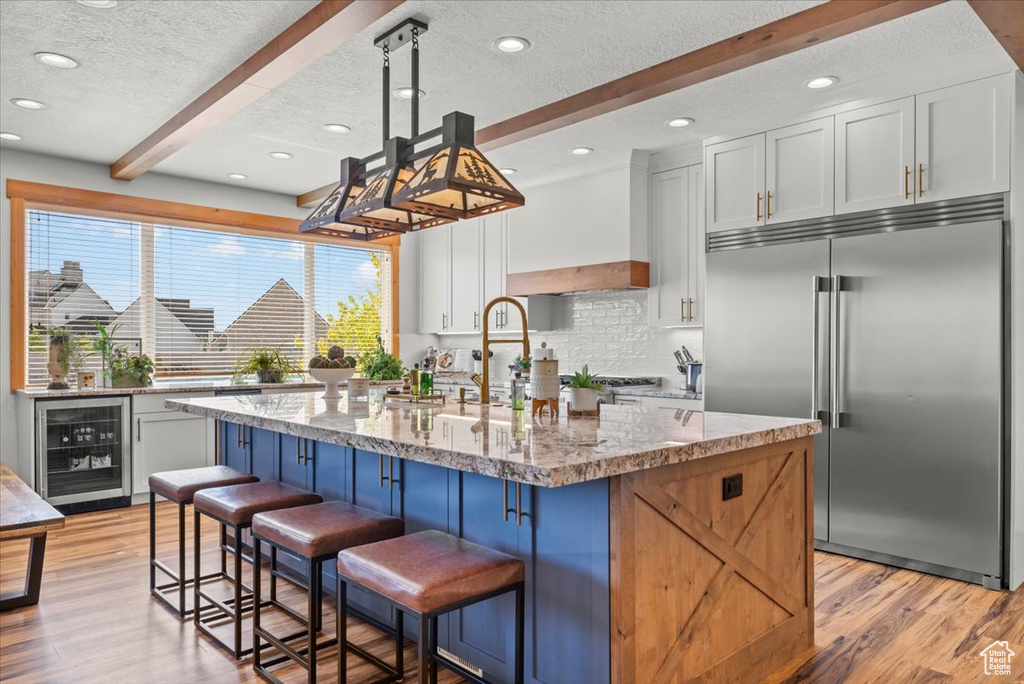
[28,211,379,330]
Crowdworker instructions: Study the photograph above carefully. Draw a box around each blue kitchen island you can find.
[168,391,819,684]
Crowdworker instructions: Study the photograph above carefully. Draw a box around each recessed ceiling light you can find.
[571,147,593,156]
[34,52,78,69]
[227,173,248,180]
[322,123,351,134]
[268,151,293,160]
[77,0,118,6]
[11,98,46,110]
[0,132,23,141]
[393,87,426,100]
[666,117,694,128]
[499,168,517,175]
[494,36,530,53]
[805,76,838,89]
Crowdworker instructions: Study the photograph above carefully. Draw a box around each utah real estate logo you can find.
[979,640,1015,676]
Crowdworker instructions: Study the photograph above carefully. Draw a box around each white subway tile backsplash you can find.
[407,290,702,386]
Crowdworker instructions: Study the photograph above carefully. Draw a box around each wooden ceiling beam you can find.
[296,0,941,208]
[111,0,404,181]
[967,0,1024,71]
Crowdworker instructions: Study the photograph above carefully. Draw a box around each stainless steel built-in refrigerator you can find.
[36,396,132,512]
[705,195,1005,588]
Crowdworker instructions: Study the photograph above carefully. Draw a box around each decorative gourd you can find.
[327,345,345,361]
[308,355,330,369]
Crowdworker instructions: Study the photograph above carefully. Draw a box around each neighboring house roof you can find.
[213,278,327,347]
[158,298,215,337]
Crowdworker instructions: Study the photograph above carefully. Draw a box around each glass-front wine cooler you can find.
[36,397,131,512]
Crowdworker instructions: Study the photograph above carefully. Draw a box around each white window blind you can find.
[24,209,390,385]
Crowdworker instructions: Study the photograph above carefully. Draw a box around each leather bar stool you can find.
[193,481,322,658]
[250,501,405,684]
[148,465,258,619]
[336,530,525,684]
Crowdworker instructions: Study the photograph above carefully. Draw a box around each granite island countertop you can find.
[167,390,819,488]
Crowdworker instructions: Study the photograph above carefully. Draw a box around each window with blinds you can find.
[25,209,390,386]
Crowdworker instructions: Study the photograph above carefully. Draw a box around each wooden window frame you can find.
[6,179,401,391]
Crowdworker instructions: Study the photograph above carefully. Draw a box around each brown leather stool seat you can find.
[149,465,257,505]
[192,481,323,659]
[249,502,405,684]
[193,481,322,526]
[337,530,526,684]
[147,465,259,620]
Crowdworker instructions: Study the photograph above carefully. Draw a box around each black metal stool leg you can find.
[193,509,202,627]
[270,544,278,602]
[308,559,319,684]
[149,492,156,595]
[515,584,525,684]
[418,614,430,684]
[337,576,348,684]
[253,537,263,672]
[395,609,405,678]
[429,616,438,683]
[177,502,186,618]
[233,523,243,658]
[220,523,227,575]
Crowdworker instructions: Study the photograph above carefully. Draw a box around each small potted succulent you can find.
[233,346,297,384]
[308,345,358,398]
[566,364,603,412]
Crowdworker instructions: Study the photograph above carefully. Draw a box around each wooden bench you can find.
[0,463,65,611]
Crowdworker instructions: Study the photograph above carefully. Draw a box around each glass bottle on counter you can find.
[410,363,421,396]
[511,372,526,411]
[419,368,433,396]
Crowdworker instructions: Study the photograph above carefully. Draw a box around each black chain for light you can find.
[382,43,389,68]
[411,27,419,50]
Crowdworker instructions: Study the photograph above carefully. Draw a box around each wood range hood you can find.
[507,260,650,296]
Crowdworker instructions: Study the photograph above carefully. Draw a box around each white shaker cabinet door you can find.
[766,117,834,224]
[835,98,915,214]
[133,413,213,494]
[449,219,482,333]
[686,165,706,326]
[419,224,451,333]
[648,167,689,327]
[915,75,1011,203]
[705,133,765,233]
[482,215,507,330]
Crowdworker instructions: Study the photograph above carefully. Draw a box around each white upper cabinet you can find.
[835,98,915,214]
[418,225,451,334]
[916,75,1011,203]
[649,164,704,327]
[705,133,765,233]
[649,168,689,326]
[482,215,506,330]
[687,166,706,326]
[448,220,482,333]
[766,117,834,224]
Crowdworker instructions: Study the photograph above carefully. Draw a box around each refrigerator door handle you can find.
[831,274,844,429]
[811,276,825,420]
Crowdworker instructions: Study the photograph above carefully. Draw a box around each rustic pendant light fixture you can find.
[300,19,523,241]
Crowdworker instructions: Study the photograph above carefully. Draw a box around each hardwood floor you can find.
[1,504,1021,683]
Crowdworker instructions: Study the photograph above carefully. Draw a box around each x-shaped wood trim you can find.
[638,451,803,684]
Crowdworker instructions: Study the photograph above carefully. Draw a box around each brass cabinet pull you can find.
[473,311,479,329]
[442,313,447,331]
[515,482,524,526]
[388,456,399,491]
[756,192,762,221]
[502,479,527,526]
[918,163,924,198]
[689,298,696,322]
[904,165,910,199]
[680,298,685,322]
[503,478,510,522]
[303,441,312,466]
[379,453,386,488]
[766,190,772,220]
[236,424,242,448]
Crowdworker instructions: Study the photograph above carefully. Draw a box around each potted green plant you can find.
[566,364,603,412]
[47,327,88,389]
[359,334,405,381]
[108,347,155,388]
[233,346,297,384]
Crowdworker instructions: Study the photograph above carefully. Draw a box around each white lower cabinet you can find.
[132,394,215,495]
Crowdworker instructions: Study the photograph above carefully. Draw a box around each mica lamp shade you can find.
[301,162,451,241]
[390,144,525,220]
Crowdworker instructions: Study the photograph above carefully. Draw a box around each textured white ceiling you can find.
[0,0,1007,199]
